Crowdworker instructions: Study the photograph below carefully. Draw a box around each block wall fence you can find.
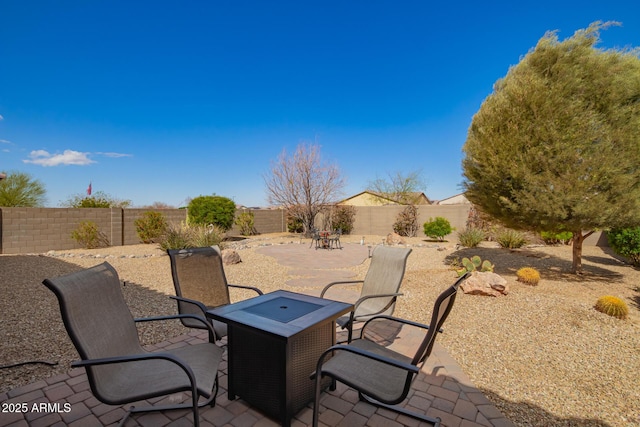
[0,205,605,254]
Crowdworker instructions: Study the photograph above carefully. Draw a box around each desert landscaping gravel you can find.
[1,233,638,426]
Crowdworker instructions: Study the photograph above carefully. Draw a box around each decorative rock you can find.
[222,249,242,265]
[460,271,509,297]
[385,232,406,246]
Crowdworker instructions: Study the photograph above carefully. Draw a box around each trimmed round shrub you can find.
[423,217,453,241]
[516,267,540,285]
[188,195,236,231]
[594,296,629,320]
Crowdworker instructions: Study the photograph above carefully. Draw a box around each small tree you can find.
[135,211,168,243]
[367,170,426,204]
[188,195,236,231]
[327,205,356,235]
[264,143,346,236]
[0,171,46,207]
[393,205,419,237]
[423,217,453,241]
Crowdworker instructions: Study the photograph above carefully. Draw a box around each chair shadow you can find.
[445,246,625,283]
[0,255,187,394]
[479,388,616,427]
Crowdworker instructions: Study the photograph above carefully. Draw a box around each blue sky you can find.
[1,1,639,208]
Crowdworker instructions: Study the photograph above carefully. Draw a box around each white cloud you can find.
[0,139,11,144]
[23,149,96,167]
[0,114,4,121]
[97,152,133,158]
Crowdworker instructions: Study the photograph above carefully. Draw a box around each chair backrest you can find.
[358,245,412,317]
[411,273,469,367]
[43,262,144,392]
[167,246,231,309]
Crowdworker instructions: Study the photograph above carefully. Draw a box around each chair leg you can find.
[358,393,442,426]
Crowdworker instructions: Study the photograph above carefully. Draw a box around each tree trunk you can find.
[571,231,584,274]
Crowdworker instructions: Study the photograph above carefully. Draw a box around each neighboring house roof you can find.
[435,193,471,205]
[338,190,431,206]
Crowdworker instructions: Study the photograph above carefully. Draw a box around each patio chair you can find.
[309,228,323,249]
[311,273,471,427]
[43,262,223,427]
[320,245,411,342]
[328,228,342,249]
[167,246,263,341]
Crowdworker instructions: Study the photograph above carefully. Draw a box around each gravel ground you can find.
[1,233,639,426]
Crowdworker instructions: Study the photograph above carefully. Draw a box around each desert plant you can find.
[540,231,573,245]
[158,222,225,251]
[456,255,494,276]
[495,229,527,249]
[187,195,236,231]
[328,205,356,235]
[423,217,453,241]
[235,211,257,236]
[135,211,168,243]
[457,227,486,247]
[393,205,419,237]
[516,267,541,285]
[71,220,108,249]
[607,227,640,267]
[594,295,629,320]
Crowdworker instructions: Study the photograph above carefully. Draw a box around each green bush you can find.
[287,215,304,233]
[235,211,257,236]
[540,230,573,245]
[607,227,640,267]
[158,222,225,251]
[187,195,236,231]
[71,221,108,249]
[423,217,453,241]
[496,229,527,249]
[135,211,168,243]
[328,205,356,235]
[457,227,486,247]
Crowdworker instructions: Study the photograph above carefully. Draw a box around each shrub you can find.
[393,205,419,237]
[456,255,494,276]
[71,221,108,249]
[328,205,356,235]
[235,211,257,236]
[158,222,225,251]
[607,227,640,267]
[540,231,573,245]
[135,211,168,243]
[594,296,629,319]
[516,267,541,285]
[287,215,304,233]
[187,195,236,231]
[496,229,527,249]
[423,217,453,241]
[457,227,486,247]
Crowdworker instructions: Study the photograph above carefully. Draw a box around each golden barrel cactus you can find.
[594,296,629,320]
[516,267,540,286]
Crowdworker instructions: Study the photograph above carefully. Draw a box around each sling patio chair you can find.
[328,228,342,249]
[43,262,223,427]
[320,245,412,342]
[167,246,263,341]
[311,272,471,427]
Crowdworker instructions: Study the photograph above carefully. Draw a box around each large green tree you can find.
[462,22,640,274]
[0,171,46,207]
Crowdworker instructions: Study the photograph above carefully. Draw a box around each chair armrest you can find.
[320,280,364,298]
[361,314,443,334]
[170,295,208,314]
[134,313,217,342]
[353,293,403,311]
[228,283,263,295]
[311,344,419,380]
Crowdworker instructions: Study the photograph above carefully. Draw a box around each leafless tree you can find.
[264,143,346,235]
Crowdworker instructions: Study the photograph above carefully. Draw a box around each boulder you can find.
[460,271,509,297]
[221,249,242,265]
[385,232,406,246]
